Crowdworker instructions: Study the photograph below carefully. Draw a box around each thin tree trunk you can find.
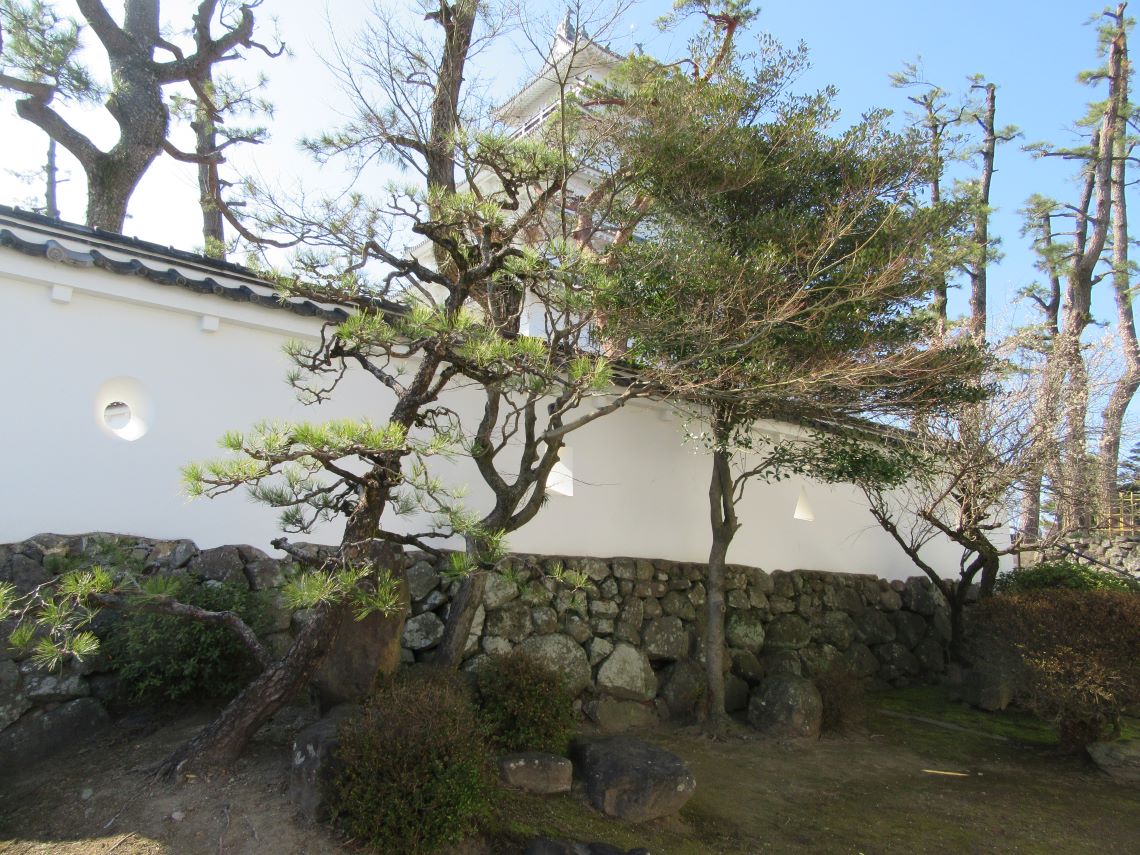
[703,446,738,733]
[1097,110,1137,519]
[969,82,996,342]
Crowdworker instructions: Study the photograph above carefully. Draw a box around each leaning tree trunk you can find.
[157,600,346,779]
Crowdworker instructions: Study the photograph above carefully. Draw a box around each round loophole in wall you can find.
[94,377,152,441]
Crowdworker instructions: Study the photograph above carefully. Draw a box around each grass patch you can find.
[873,685,1058,745]
[873,685,1140,747]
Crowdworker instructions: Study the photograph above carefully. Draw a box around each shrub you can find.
[475,649,577,754]
[814,667,867,735]
[101,578,268,704]
[995,559,1139,594]
[974,590,1140,749]
[330,667,494,854]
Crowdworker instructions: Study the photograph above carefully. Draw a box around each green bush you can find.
[995,559,1139,594]
[330,668,493,854]
[974,590,1140,749]
[102,578,269,704]
[475,650,577,754]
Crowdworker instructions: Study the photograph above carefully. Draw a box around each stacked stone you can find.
[1046,536,1140,576]
[400,553,953,721]
[0,532,299,765]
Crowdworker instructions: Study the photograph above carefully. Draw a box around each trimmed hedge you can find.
[974,590,1140,749]
[330,668,494,854]
[475,649,577,754]
[995,560,1139,594]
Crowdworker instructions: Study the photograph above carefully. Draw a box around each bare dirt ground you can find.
[1,697,1137,855]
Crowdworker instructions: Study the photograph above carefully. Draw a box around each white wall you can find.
[0,236,992,580]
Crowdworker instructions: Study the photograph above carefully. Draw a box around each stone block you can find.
[499,752,573,794]
[570,736,696,822]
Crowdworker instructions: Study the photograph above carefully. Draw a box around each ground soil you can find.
[1,694,1137,855]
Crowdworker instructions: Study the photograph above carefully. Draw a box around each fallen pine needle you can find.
[921,769,970,777]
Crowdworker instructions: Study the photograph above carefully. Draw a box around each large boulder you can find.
[516,634,591,695]
[405,560,441,602]
[485,601,533,643]
[0,698,110,767]
[747,675,822,739]
[188,545,246,586]
[570,736,696,822]
[1087,739,1140,784]
[596,644,657,702]
[499,752,573,794]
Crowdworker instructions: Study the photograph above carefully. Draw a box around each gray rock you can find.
[766,614,811,650]
[402,611,445,650]
[315,603,406,706]
[521,580,554,607]
[759,650,803,677]
[659,660,705,720]
[687,582,706,607]
[486,601,533,642]
[798,643,842,678]
[568,557,610,582]
[245,557,286,591]
[22,672,88,703]
[570,736,696,822]
[582,698,658,732]
[484,573,520,609]
[597,644,657,701]
[146,539,197,571]
[531,606,558,635]
[589,599,620,619]
[874,642,921,681]
[902,577,942,616]
[1,660,30,731]
[188,546,246,586]
[661,591,696,621]
[1087,739,1140,784]
[289,705,357,821]
[587,637,614,667]
[2,553,50,591]
[591,618,615,636]
[893,610,929,649]
[878,587,903,611]
[823,584,865,616]
[731,649,765,683]
[563,614,593,644]
[405,561,440,602]
[517,634,591,695]
[619,598,645,628]
[642,616,689,661]
[843,643,880,679]
[747,675,823,738]
[818,611,856,650]
[0,698,110,767]
[483,636,513,656]
[499,752,573,794]
[725,610,765,652]
[768,595,796,614]
[854,609,896,645]
[913,636,946,673]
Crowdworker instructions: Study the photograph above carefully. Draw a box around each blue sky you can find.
[0,1,1126,334]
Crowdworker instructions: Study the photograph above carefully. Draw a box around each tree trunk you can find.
[703,446,738,733]
[45,139,60,219]
[157,600,346,780]
[1097,125,1137,520]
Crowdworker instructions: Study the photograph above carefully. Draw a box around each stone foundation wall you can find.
[1042,535,1140,576]
[2,533,952,762]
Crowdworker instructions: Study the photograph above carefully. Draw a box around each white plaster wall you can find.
[0,245,994,580]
